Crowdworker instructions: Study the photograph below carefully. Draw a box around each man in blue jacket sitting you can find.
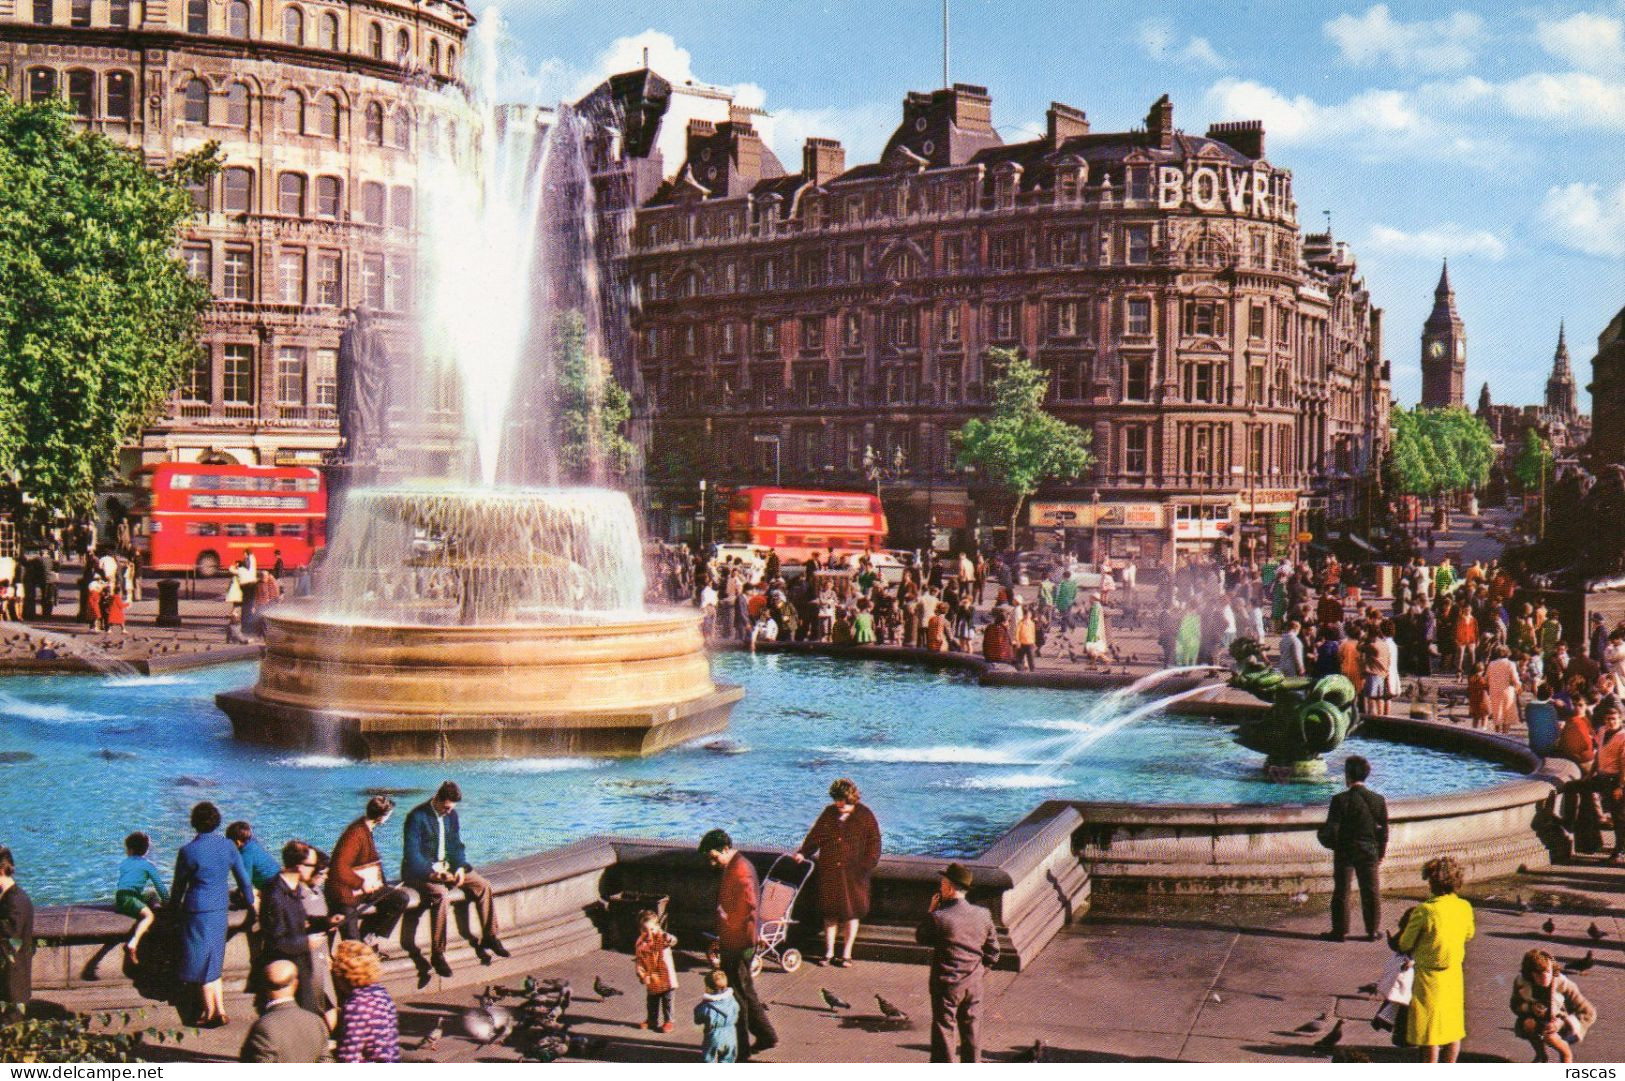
[402,780,506,977]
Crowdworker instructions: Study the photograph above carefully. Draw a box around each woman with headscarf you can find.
[794,779,882,968]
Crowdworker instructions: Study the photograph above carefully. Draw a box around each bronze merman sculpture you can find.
[1227,637,1361,780]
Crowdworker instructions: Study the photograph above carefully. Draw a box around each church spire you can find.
[1478,381,1491,414]
[1547,319,1578,420]
[1436,258,1452,298]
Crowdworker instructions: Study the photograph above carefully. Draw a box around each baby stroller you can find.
[750,854,815,975]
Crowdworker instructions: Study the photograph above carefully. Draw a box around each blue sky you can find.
[476,0,1625,411]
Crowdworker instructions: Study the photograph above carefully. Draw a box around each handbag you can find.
[1376,952,1414,1006]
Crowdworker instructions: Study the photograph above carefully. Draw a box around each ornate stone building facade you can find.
[629,83,1389,563]
[0,0,472,471]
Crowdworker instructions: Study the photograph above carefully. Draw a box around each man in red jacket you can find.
[328,796,410,946]
[700,829,777,1059]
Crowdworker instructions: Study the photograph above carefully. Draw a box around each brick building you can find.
[628,81,1390,565]
[0,0,472,473]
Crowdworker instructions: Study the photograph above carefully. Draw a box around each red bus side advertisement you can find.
[133,463,327,575]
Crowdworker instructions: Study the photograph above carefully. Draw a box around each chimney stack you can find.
[1046,102,1090,145]
[1206,119,1265,160]
[802,137,846,186]
[1146,94,1174,149]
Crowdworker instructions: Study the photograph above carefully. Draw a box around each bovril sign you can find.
[1156,165,1293,223]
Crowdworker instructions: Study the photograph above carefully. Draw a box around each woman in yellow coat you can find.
[1397,855,1475,1062]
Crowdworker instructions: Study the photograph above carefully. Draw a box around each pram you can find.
[750,854,815,975]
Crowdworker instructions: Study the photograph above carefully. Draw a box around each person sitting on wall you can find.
[400,781,506,978]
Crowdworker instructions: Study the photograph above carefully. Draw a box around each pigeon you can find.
[593,976,624,999]
[1311,1019,1344,1051]
[875,994,908,1021]
[414,1016,444,1052]
[1567,951,1596,973]
[819,988,851,1011]
[1356,982,1378,996]
[1542,917,1557,936]
[1292,1012,1331,1035]
[1587,922,1609,942]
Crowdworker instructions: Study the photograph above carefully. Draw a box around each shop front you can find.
[1171,500,1235,563]
[1029,500,1168,566]
[1237,488,1301,563]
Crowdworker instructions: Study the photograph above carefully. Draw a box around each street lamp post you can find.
[1090,489,1101,568]
[753,434,781,487]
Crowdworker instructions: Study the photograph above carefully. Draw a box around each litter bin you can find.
[155,578,183,627]
[605,891,668,951]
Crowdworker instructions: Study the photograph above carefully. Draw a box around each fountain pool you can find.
[0,652,1522,905]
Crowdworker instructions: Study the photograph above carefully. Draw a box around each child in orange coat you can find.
[632,909,679,1033]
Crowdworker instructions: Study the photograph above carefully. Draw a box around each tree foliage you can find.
[0,1003,187,1063]
[554,310,634,481]
[1512,428,1554,492]
[1384,406,1494,499]
[0,94,217,516]
[952,349,1094,547]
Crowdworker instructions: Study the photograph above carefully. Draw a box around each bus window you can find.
[186,522,220,537]
[256,523,276,537]
[278,523,304,537]
[226,523,250,537]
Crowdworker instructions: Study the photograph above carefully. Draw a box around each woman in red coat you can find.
[793,778,881,967]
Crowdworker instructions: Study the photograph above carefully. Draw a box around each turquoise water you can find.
[0,653,1519,904]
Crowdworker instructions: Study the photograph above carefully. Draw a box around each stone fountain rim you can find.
[262,602,700,637]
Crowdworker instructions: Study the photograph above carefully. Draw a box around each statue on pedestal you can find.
[337,307,390,466]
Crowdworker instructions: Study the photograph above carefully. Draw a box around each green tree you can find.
[1511,428,1554,492]
[1385,407,1435,499]
[0,94,216,519]
[952,348,1094,548]
[554,310,634,481]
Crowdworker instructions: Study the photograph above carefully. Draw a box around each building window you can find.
[1187,425,1214,476]
[446,44,457,77]
[801,316,824,353]
[184,244,212,284]
[1247,365,1265,405]
[1047,298,1082,339]
[227,0,251,38]
[282,6,303,44]
[1124,357,1150,402]
[222,247,254,300]
[315,251,342,306]
[186,178,210,212]
[277,173,305,216]
[940,305,961,344]
[96,70,130,123]
[278,90,303,134]
[222,168,253,213]
[396,28,412,62]
[364,102,384,145]
[385,256,409,311]
[1124,426,1148,474]
[989,232,1022,272]
[1183,299,1227,338]
[367,22,383,58]
[314,349,338,406]
[1051,356,1086,402]
[316,94,342,139]
[225,83,250,129]
[752,319,778,353]
[315,176,342,219]
[843,312,862,349]
[1125,225,1151,265]
[70,0,91,27]
[32,0,52,25]
[429,39,441,74]
[1127,166,1152,203]
[1277,308,1291,345]
[887,310,918,349]
[391,186,414,229]
[1184,362,1220,404]
[66,71,95,119]
[28,68,58,105]
[1249,304,1266,341]
[278,249,306,304]
[360,182,385,226]
[1248,426,1265,477]
[844,247,864,282]
[276,347,306,404]
[1250,232,1267,268]
[109,0,132,24]
[1125,298,1151,336]
[939,235,964,274]
[990,301,1017,341]
[186,0,207,32]
[1048,229,1082,267]
[940,359,962,403]
[185,350,212,402]
[223,345,255,404]
[183,80,209,124]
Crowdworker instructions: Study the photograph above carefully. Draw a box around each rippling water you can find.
[0,653,1519,904]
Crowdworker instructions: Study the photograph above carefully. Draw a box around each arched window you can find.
[282,6,303,44]
[425,114,441,152]
[225,82,251,129]
[365,102,384,145]
[279,89,303,134]
[105,72,133,123]
[222,167,254,213]
[315,176,342,219]
[367,22,383,59]
[27,68,57,104]
[66,70,96,119]
[316,94,342,139]
[319,12,338,49]
[392,109,412,150]
[182,79,210,124]
[227,0,251,38]
[278,172,307,216]
[395,28,411,63]
[186,0,207,33]
[445,45,457,77]
[428,39,440,74]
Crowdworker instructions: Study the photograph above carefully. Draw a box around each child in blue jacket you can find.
[693,969,739,1062]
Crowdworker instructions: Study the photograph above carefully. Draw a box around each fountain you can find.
[217,14,740,759]
[1225,637,1361,779]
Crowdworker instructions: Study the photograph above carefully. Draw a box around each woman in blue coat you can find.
[171,802,252,1026]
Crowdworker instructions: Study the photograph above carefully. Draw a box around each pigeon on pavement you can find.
[1311,1019,1345,1052]
[414,1016,445,1052]
[593,976,624,999]
[820,988,852,1011]
[1587,922,1609,942]
[875,994,908,1021]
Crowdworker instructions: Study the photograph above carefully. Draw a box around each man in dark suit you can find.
[258,841,320,1014]
[1322,755,1389,941]
[402,781,505,978]
[916,862,1000,1063]
[240,959,329,1062]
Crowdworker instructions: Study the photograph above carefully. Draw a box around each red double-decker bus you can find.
[133,463,327,575]
[726,487,887,561]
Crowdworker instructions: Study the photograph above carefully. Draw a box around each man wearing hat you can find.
[915,862,999,1062]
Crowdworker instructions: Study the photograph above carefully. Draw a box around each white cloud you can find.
[1540,180,1625,256]
[1536,12,1625,73]
[1363,223,1507,260]
[1137,19,1228,69]
[1204,77,1451,149]
[1324,5,1485,72]
[1496,71,1625,127]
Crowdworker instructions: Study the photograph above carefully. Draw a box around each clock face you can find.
[1429,341,1445,358]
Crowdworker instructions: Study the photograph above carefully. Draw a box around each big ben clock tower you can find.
[1421,260,1466,408]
